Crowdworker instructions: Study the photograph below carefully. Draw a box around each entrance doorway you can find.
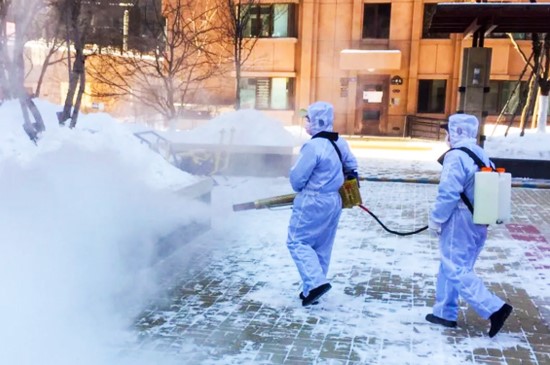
[355,76,389,135]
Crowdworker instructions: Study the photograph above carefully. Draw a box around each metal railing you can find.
[134,130,175,160]
[133,129,233,176]
[404,115,448,140]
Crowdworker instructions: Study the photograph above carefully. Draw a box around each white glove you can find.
[428,218,441,237]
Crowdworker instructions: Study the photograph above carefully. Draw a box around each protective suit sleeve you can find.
[340,140,358,173]
[431,151,467,224]
[289,143,317,192]
[428,217,441,237]
[347,170,359,180]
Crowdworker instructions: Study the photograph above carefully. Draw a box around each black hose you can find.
[358,204,428,236]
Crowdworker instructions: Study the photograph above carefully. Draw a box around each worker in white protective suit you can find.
[427,113,513,337]
[287,101,358,306]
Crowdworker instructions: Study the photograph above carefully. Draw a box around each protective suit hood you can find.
[306,101,334,135]
[447,114,478,147]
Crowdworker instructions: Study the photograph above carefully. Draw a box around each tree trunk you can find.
[520,33,542,136]
[537,94,548,133]
[538,79,550,133]
[538,34,550,133]
[0,58,9,100]
[0,44,11,99]
[58,68,79,125]
[234,34,241,110]
[69,68,85,128]
[532,91,540,129]
[505,74,531,137]
[14,16,45,141]
[34,46,58,97]
[27,97,45,133]
[235,59,241,110]
[0,1,12,99]
[166,77,176,121]
[233,1,242,110]
[519,74,538,136]
[59,1,87,127]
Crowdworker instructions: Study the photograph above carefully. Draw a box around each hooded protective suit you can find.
[429,114,505,321]
[287,102,358,298]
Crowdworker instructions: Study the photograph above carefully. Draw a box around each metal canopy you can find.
[429,3,550,36]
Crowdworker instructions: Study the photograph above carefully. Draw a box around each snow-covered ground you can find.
[0,100,548,364]
[0,100,211,365]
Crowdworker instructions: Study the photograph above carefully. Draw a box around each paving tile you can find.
[127,160,550,364]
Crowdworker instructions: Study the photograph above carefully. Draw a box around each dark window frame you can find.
[486,32,532,40]
[417,79,447,114]
[486,80,529,115]
[243,3,297,38]
[362,3,391,39]
[239,77,295,110]
[84,1,165,53]
[422,4,450,39]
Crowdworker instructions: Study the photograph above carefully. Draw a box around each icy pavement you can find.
[124,154,549,365]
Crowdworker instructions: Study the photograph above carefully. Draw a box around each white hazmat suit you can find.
[428,114,512,337]
[287,102,358,306]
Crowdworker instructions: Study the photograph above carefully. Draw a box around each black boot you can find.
[302,283,332,307]
[489,303,513,338]
[299,292,318,305]
[425,313,457,328]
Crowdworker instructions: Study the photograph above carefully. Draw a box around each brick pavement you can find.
[126,171,550,364]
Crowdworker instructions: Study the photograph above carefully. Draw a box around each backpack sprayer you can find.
[439,147,512,225]
[232,178,428,236]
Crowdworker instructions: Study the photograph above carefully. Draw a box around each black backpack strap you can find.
[459,193,475,215]
[456,147,488,170]
[437,147,488,169]
[328,139,342,162]
[436,147,491,215]
[312,131,343,163]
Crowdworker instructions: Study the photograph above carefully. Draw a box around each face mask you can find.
[304,116,313,135]
[445,132,451,148]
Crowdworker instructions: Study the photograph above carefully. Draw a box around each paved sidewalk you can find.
[127,161,550,365]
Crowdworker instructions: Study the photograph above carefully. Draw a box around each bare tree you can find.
[519,33,542,136]
[216,0,261,110]
[506,31,550,136]
[537,34,550,133]
[0,0,48,142]
[87,0,222,121]
[27,3,67,98]
[53,0,91,128]
[0,0,13,100]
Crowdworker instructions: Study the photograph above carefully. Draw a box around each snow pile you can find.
[159,109,300,147]
[0,99,209,365]
[0,99,200,190]
[485,128,550,160]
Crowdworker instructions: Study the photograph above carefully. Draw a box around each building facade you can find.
[236,0,547,135]
[25,0,548,134]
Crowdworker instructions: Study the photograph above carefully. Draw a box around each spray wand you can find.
[232,191,428,236]
[232,193,297,211]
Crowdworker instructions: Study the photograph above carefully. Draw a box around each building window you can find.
[485,80,529,115]
[417,80,447,113]
[243,4,297,38]
[486,33,531,40]
[422,4,450,39]
[239,77,295,110]
[127,1,165,52]
[362,4,391,39]
[84,1,164,53]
